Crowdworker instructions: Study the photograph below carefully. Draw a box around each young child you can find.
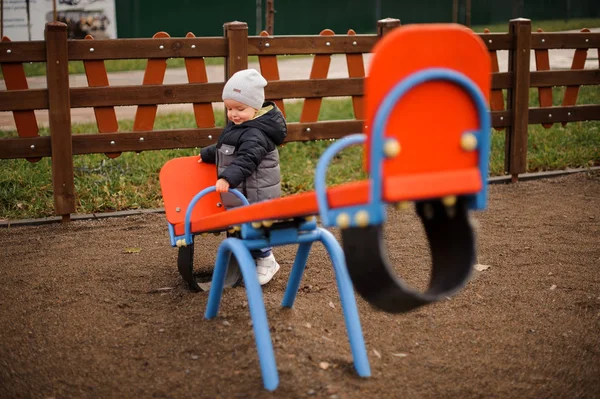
[198,69,287,285]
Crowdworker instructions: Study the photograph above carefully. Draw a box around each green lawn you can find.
[1,17,598,219]
[1,85,599,219]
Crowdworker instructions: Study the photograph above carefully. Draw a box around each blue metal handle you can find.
[184,187,249,244]
[370,67,491,210]
[314,134,367,226]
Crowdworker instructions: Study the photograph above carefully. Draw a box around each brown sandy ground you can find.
[0,171,599,398]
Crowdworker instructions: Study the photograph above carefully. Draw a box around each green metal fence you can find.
[115,0,599,38]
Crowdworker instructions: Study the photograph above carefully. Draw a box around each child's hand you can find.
[197,153,203,163]
[215,178,230,192]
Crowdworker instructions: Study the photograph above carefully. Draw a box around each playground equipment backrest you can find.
[159,24,491,391]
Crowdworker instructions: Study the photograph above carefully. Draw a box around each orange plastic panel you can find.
[170,166,481,236]
[184,32,216,128]
[346,29,365,120]
[83,35,120,157]
[561,28,590,127]
[134,31,169,131]
[484,29,505,131]
[365,24,490,198]
[160,156,226,228]
[300,29,334,123]
[1,36,40,162]
[534,28,553,128]
[258,31,285,116]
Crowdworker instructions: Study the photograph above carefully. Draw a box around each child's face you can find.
[224,99,257,125]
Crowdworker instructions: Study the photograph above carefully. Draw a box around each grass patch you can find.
[472,18,600,33]
[1,93,598,219]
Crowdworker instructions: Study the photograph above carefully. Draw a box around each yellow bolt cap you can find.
[384,139,401,158]
[396,201,411,210]
[461,133,478,151]
[354,210,370,227]
[336,213,350,229]
[442,195,457,207]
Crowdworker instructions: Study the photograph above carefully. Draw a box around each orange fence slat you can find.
[133,31,170,132]
[184,32,215,128]
[345,29,365,120]
[1,36,40,162]
[561,28,590,127]
[534,28,553,128]
[300,29,334,123]
[83,34,120,158]
[258,31,285,116]
[484,29,505,131]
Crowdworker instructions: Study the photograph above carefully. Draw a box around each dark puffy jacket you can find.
[200,102,287,207]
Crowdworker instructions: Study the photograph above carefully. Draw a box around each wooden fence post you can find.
[377,18,401,37]
[45,22,75,222]
[224,21,248,80]
[505,18,531,182]
[223,21,248,122]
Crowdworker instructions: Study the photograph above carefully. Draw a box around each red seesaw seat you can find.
[161,157,481,237]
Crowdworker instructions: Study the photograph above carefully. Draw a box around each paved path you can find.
[1,29,598,130]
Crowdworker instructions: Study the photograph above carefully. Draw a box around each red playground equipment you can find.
[160,24,491,391]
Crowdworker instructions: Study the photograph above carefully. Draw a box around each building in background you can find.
[1,0,117,41]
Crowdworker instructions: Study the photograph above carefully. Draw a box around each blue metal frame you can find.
[313,67,491,229]
[204,225,371,391]
[165,186,249,247]
[168,182,371,391]
[314,134,368,227]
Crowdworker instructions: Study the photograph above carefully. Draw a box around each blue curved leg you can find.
[282,242,313,308]
[204,238,279,391]
[318,228,371,377]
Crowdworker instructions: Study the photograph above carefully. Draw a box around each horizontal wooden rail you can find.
[0,40,46,63]
[70,83,223,107]
[0,78,365,111]
[0,120,366,158]
[491,111,511,127]
[248,35,377,55]
[531,32,600,49]
[0,89,48,111]
[528,104,600,124]
[529,70,600,87]
[492,72,512,89]
[286,120,364,141]
[477,33,513,51]
[68,37,227,60]
[490,105,600,128]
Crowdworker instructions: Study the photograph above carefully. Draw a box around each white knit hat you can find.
[222,69,267,110]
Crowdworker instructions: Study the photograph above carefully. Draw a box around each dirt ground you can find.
[1,171,599,398]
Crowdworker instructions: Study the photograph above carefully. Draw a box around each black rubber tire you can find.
[177,245,243,292]
[341,198,475,313]
[177,245,201,292]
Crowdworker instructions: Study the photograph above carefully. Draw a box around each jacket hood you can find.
[231,102,287,145]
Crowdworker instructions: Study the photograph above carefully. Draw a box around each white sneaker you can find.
[256,254,280,285]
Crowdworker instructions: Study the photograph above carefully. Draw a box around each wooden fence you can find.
[0,18,599,220]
